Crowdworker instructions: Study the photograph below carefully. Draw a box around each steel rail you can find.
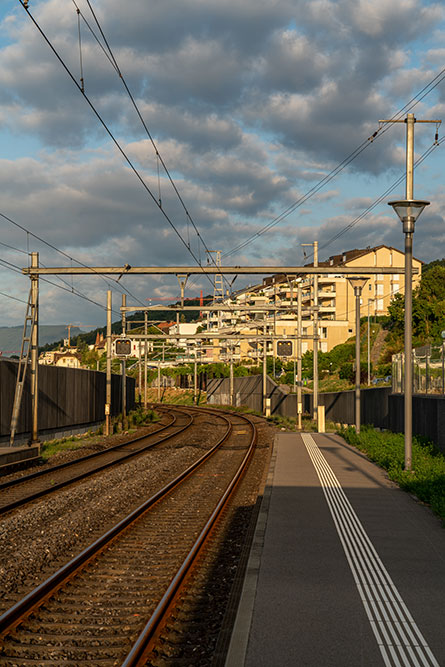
[0,407,175,492]
[0,408,193,516]
[0,407,235,636]
[122,410,258,666]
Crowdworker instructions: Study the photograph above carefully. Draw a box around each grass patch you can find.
[338,425,445,522]
[40,408,160,461]
[145,388,207,406]
[267,414,337,432]
[41,434,91,460]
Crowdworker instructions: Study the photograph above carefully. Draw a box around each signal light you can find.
[115,339,131,356]
[277,340,293,356]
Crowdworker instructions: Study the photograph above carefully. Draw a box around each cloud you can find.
[0,0,444,327]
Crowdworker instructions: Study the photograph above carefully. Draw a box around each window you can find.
[377,274,384,281]
[377,299,384,311]
[377,284,384,295]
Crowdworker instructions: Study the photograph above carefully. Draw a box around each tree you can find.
[386,266,445,346]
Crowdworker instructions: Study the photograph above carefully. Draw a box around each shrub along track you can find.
[0,406,193,515]
[0,407,265,665]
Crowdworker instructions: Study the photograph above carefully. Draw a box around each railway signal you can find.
[277,340,293,356]
[115,338,131,357]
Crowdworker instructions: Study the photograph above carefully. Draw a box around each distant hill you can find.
[0,325,82,356]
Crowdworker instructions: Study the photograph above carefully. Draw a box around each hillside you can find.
[38,296,211,353]
[0,325,83,356]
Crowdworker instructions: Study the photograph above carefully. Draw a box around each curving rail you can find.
[0,407,257,665]
[0,407,193,515]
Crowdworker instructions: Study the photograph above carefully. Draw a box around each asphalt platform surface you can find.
[225,432,445,667]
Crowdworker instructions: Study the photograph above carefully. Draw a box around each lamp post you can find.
[347,277,368,433]
[367,298,372,385]
[388,199,429,469]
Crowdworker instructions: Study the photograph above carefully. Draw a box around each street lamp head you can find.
[347,276,369,293]
[388,199,430,234]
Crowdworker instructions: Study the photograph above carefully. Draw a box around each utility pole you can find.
[302,241,319,422]
[138,341,142,404]
[367,299,371,385]
[313,241,319,421]
[385,112,439,469]
[30,251,39,445]
[297,282,303,430]
[263,325,267,415]
[176,274,188,329]
[105,290,112,436]
[121,294,127,420]
[144,312,148,410]
[229,341,234,406]
[194,352,198,404]
[348,278,368,433]
[288,276,297,393]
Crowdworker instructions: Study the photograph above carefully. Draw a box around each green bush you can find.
[339,425,445,521]
[339,362,354,381]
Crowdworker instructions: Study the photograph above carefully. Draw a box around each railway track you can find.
[0,407,257,665]
[0,407,193,515]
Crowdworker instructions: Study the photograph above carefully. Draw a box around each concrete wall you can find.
[0,358,135,442]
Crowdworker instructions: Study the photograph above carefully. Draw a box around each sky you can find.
[1,0,445,334]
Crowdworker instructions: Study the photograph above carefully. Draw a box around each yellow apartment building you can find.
[297,245,422,354]
[204,245,422,361]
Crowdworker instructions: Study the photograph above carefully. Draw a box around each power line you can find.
[318,137,443,253]
[0,254,120,315]
[222,70,445,261]
[18,0,220,299]
[0,211,145,307]
[73,0,234,301]
[0,290,28,305]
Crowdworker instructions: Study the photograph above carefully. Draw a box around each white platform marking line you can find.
[308,447,413,631]
[306,439,428,660]
[309,452,413,665]
[302,434,439,667]
[317,467,416,651]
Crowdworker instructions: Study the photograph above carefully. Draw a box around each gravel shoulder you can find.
[0,411,228,613]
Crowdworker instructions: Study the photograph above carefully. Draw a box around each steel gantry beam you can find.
[22,265,415,276]
[121,305,314,313]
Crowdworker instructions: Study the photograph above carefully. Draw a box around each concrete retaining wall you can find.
[0,358,135,442]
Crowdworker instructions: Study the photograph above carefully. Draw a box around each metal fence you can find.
[392,344,445,394]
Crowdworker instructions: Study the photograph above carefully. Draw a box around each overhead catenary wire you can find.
[222,70,445,262]
[16,1,445,312]
[0,290,28,305]
[74,0,235,303]
[0,254,121,316]
[0,211,145,308]
[318,136,444,253]
[18,0,227,308]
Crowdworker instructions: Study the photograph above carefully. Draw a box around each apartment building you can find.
[203,245,422,360]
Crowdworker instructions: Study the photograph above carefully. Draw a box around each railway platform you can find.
[0,443,40,471]
[226,432,445,667]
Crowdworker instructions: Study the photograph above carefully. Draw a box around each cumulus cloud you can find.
[0,0,444,326]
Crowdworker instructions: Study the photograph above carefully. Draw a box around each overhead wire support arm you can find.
[22,265,416,276]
